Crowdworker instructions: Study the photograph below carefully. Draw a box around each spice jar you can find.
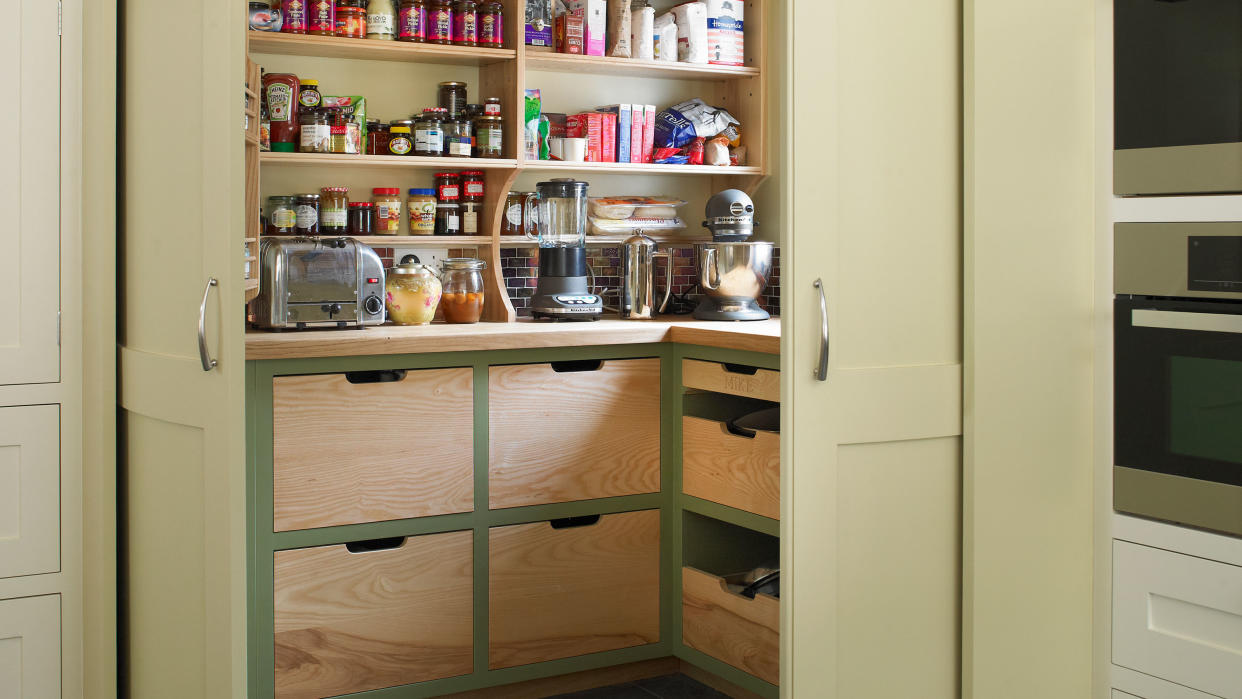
[347,202,375,234]
[299,109,332,153]
[266,195,298,235]
[320,186,350,233]
[435,202,461,235]
[372,188,402,233]
[452,0,479,46]
[294,194,321,235]
[281,0,309,33]
[427,0,453,44]
[308,0,336,34]
[386,256,443,325]
[461,170,485,203]
[407,188,436,234]
[367,0,397,39]
[388,125,414,155]
[440,258,486,323]
[435,172,461,202]
[474,114,503,158]
[438,81,468,117]
[414,110,444,156]
[444,116,472,157]
[398,0,426,40]
[365,120,390,154]
[335,0,366,37]
[479,1,503,47]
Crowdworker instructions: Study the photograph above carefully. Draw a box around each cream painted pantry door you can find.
[780,0,964,696]
[118,2,248,698]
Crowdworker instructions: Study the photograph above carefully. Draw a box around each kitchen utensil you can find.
[252,236,385,329]
[620,231,672,319]
[527,179,603,320]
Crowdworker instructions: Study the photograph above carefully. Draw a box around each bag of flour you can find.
[653,12,677,62]
[607,0,632,57]
[631,0,655,60]
[672,1,707,64]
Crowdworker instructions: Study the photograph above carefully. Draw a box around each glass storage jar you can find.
[398,0,426,40]
[444,116,472,157]
[335,0,366,36]
[483,96,502,115]
[365,120,390,154]
[266,195,298,235]
[440,258,486,323]
[426,0,453,43]
[299,109,331,153]
[479,1,503,46]
[473,114,503,157]
[347,202,375,234]
[460,202,480,233]
[388,125,414,155]
[319,186,350,233]
[294,193,320,235]
[308,0,336,34]
[372,187,403,233]
[461,170,485,203]
[435,172,461,202]
[386,256,443,325]
[367,0,397,39]
[407,188,437,234]
[438,81,468,117]
[452,0,478,45]
[414,110,444,156]
[281,0,309,33]
[298,79,322,110]
[435,202,461,235]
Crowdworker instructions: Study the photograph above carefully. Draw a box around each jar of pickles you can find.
[452,0,478,46]
[398,0,426,40]
[479,1,503,46]
[320,186,350,233]
[440,258,486,323]
[427,0,453,43]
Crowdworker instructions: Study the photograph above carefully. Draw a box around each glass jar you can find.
[298,79,321,110]
[366,0,396,39]
[479,1,503,47]
[483,96,502,115]
[407,188,437,235]
[435,203,461,235]
[426,0,453,44]
[319,186,350,233]
[365,120,390,154]
[474,114,503,158]
[434,172,461,202]
[501,191,535,236]
[438,81,468,117]
[440,258,486,323]
[327,108,351,153]
[372,188,403,233]
[294,194,321,235]
[299,110,332,153]
[444,117,472,157]
[460,202,480,234]
[385,257,443,325]
[388,125,414,155]
[308,0,336,34]
[335,0,366,37]
[414,110,444,156]
[347,202,375,234]
[461,170,485,203]
[397,0,426,40]
[452,0,478,46]
[266,195,298,235]
[281,0,309,33]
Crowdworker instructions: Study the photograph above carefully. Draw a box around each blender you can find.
[527,179,603,320]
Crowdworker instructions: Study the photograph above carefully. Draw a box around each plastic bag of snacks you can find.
[524,89,542,159]
[653,98,739,149]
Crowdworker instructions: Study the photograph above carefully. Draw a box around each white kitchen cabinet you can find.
[1114,692,1141,699]
[0,405,60,580]
[0,595,61,698]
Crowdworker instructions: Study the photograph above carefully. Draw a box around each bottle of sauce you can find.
[308,0,335,34]
[262,73,300,152]
[335,0,367,37]
[281,0,309,33]
[367,0,397,39]
[427,0,453,44]
[398,0,426,41]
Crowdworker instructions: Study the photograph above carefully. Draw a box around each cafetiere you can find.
[527,179,603,320]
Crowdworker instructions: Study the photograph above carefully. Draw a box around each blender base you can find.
[529,274,603,321]
[693,297,771,321]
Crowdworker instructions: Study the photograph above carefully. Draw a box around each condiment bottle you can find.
[319,186,350,233]
[440,258,486,323]
[426,0,453,43]
[335,0,367,37]
[308,0,335,34]
[407,188,437,235]
[262,73,300,152]
[388,125,414,155]
[452,0,479,46]
[398,0,427,41]
[372,188,403,233]
[281,0,309,33]
[479,1,504,47]
[414,110,444,156]
[298,79,321,110]
[367,0,397,39]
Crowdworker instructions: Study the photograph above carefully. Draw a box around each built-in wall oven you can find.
[1114,0,1242,195]
[1115,223,1242,537]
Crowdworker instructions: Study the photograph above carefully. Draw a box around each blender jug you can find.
[525,179,589,247]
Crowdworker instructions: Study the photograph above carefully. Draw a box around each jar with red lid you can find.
[372,188,403,234]
[281,0,309,33]
[435,172,461,203]
[336,0,366,37]
[398,0,427,41]
[479,1,503,47]
[308,0,335,34]
[452,0,478,46]
[460,171,485,203]
[426,0,453,43]
[347,202,375,234]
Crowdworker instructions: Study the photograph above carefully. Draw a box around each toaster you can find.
[252,237,386,329]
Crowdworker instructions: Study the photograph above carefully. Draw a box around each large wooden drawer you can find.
[488,359,661,509]
[274,530,474,699]
[682,566,779,686]
[272,368,474,531]
[489,509,660,669]
[1113,540,1242,699]
[682,416,780,520]
[682,359,779,402]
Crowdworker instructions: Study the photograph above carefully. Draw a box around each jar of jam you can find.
[372,188,403,233]
[407,188,437,234]
[460,170,485,203]
[347,202,375,234]
[440,258,486,323]
[452,0,478,45]
[308,0,335,34]
[365,120,390,155]
[435,202,461,235]
[438,81,468,117]
[479,1,503,46]
[434,172,461,202]
[444,117,472,157]
[320,186,350,232]
[483,96,502,115]
[299,109,331,153]
[474,114,503,158]
[427,0,453,43]
[281,0,309,33]
[388,125,414,155]
[336,0,366,37]
[414,110,444,156]
[398,0,426,40]
[367,0,397,39]
[267,195,298,235]
[294,194,321,235]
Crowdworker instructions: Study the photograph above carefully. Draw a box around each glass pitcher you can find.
[524,179,589,248]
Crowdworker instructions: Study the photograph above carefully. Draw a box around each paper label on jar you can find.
[480,126,502,147]
[465,182,484,196]
[462,209,478,233]
[416,129,443,152]
[506,203,522,225]
[389,136,412,155]
[432,9,452,40]
[295,205,318,228]
[322,208,347,227]
[399,6,425,36]
[368,13,394,34]
[377,203,401,230]
[439,185,460,200]
[448,214,460,229]
[271,208,296,228]
[300,124,331,151]
[449,139,472,156]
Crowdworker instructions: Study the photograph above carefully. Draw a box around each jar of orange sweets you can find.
[440,257,485,323]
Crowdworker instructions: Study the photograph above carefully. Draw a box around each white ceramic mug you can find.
[562,137,588,162]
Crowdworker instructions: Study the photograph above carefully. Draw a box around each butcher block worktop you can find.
[245,317,781,360]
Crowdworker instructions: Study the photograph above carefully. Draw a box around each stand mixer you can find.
[527,179,604,321]
[693,189,774,321]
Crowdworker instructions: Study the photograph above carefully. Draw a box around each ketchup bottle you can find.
[262,73,301,152]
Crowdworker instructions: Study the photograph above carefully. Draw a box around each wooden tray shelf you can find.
[525,52,759,80]
[248,31,516,66]
[260,152,519,170]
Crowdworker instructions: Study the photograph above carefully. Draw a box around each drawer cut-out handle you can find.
[551,360,604,373]
[722,363,759,376]
[346,536,406,553]
[345,369,408,384]
[550,515,602,529]
[740,571,780,600]
[725,418,757,439]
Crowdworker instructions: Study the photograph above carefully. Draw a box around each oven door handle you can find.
[1133,309,1242,334]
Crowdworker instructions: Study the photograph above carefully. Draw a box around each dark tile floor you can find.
[546,673,731,699]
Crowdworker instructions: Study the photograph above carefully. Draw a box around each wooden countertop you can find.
[245,316,780,360]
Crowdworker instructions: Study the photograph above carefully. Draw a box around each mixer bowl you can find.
[694,241,774,320]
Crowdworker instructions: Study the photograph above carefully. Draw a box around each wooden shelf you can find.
[248,31,516,66]
[498,234,710,246]
[259,152,518,169]
[350,236,494,246]
[521,160,763,176]
[525,53,759,81]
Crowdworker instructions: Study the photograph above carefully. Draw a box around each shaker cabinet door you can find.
[0,595,61,699]
[0,404,61,579]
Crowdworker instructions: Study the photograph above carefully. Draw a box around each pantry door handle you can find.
[198,278,218,372]
[813,278,828,381]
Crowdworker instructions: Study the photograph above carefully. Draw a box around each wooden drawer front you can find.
[682,416,780,520]
[682,566,779,685]
[0,404,60,579]
[682,359,779,402]
[273,368,474,531]
[489,359,661,509]
[1114,540,1242,699]
[274,530,474,699]
[0,595,60,698]
[489,510,660,669]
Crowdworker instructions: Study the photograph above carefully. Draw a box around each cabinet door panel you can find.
[0,595,60,699]
[0,405,60,579]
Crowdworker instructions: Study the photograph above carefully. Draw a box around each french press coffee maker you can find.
[526,179,603,320]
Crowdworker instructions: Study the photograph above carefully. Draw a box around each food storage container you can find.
[440,258,486,323]
[385,257,443,325]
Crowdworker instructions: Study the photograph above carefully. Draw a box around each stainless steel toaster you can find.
[252,237,386,329]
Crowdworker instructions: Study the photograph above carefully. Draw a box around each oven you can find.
[1114,0,1242,195]
[1115,223,1242,536]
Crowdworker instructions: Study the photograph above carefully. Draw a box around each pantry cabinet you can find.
[0,405,61,580]
[0,595,61,699]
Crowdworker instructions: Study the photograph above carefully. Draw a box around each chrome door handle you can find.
[198,278,218,372]
[813,278,828,381]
